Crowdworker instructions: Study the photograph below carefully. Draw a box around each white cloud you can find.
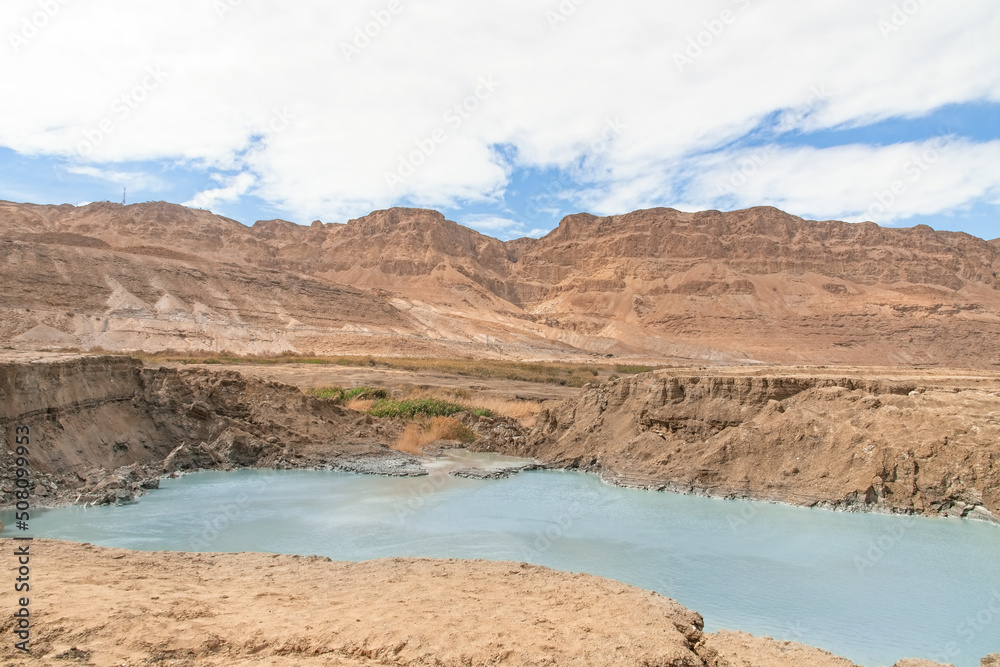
[63,165,167,191]
[184,172,255,210]
[0,0,997,223]
[570,138,1000,227]
[459,214,547,240]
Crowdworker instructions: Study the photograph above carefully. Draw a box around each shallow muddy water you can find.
[8,454,999,666]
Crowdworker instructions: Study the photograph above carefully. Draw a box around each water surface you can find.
[7,459,998,667]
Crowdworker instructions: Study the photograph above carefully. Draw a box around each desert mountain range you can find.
[2,200,998,367]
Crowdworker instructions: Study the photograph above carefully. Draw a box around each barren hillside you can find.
[2,200,998,366]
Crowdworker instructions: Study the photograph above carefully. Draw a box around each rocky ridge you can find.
[3,200,1000,366]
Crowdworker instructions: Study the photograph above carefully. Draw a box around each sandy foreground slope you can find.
[0,539,979,667]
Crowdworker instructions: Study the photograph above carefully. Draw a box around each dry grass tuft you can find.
[126,351,655,387]
[345,398,376,412]
[391,417,475,455]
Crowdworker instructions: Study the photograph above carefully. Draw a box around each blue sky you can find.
[1,1,998,241]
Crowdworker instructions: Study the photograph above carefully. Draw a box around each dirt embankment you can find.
[482,368,1000,523]
[2,539,983,667]
[4,354,1000,525]
[0,353,517,508]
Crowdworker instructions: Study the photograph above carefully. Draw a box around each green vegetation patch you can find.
[126,352,660,386]
[307,386,388,404]
[368,398,492,419]
[615,365,654,374]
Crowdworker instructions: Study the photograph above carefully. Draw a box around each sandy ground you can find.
[0,539,942,667]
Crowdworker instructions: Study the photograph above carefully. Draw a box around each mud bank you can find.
[475,368,1000,525]
[3,354,999,526]
[0,353,523,509]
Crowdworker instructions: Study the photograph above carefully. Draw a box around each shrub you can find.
[369,398,489,419]
[392,417,476,455]
[308,386,388,404]
[615,365,654,374]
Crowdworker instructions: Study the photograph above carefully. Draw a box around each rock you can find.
[945,501,969,518]
[982,654,1000,667]
[892,660,954,667]
[162,442,188,472]
[334,455,427,477]
[185,401,212,420]
[94,477,121,491]
[450,466,526,480]
[967,505,999,525]
[113,488,134,504]
[697,630,860,666]
[860,395,882,409]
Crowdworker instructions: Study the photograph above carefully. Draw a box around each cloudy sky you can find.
[1,0,998,240]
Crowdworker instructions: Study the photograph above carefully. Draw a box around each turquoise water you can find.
[6,463,999,666]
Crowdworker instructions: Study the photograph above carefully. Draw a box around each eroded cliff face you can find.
[0,353,403,506]
[487,369,1000,522]
[4,355,1000,525]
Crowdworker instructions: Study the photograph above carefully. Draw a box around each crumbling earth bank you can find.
[0,353,403,507]
[486,370,1000,522]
